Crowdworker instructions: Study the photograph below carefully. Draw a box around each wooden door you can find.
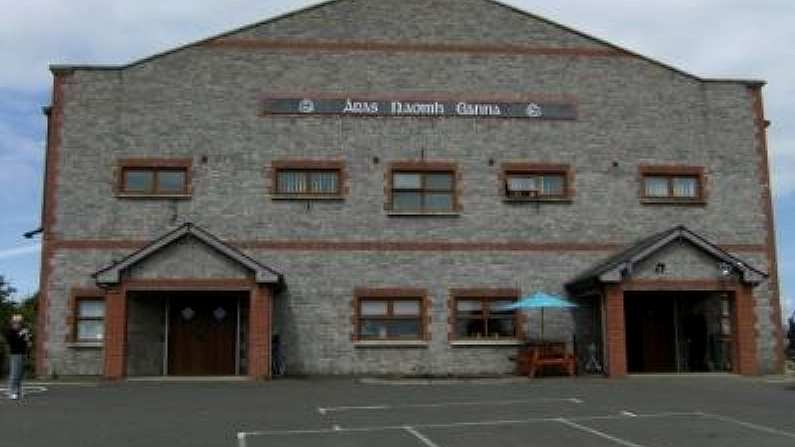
[168,297,236,375]
[625,294,676,373]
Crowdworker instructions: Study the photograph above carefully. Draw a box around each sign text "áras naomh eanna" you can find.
[261,97,577,120]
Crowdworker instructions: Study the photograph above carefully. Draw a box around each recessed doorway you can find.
[624,291,735,373]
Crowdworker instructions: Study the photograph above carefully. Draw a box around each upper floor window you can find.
[117,159,191,197]
[270,160,346,199]
[505,173,566,199]
[640,165,705,204]
[391,170,455,212]
[277,170,340,195]
[501,163,573,202]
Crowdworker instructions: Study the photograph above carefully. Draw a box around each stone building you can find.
[36,0,783,379]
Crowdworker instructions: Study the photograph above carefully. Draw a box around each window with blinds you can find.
[276,169,340,195]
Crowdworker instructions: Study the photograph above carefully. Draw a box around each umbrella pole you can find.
[540,308,545,343]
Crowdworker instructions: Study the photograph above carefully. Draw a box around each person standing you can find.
[4,314,31,400]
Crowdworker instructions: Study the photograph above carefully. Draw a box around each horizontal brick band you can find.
[50,239,766,253]
[202,38,632,58]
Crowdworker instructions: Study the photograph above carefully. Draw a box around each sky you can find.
[0,0,793,320]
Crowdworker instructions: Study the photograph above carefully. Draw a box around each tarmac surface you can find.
[1,374,794,447]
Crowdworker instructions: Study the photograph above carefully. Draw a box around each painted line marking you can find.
[239,411,703,438]
[699,412,795,439]
[317,397,582,414]
[0,386,47,394]
[404,426,441,447]
[621,411,638,417]
[558,418,646,447]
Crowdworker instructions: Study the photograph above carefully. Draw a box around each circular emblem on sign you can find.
[526,103,543,118]
[298,98,315,113]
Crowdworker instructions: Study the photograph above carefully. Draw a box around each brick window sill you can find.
[354,340,429,348]
[387,211,461,217]
[450,339,522,347]
[640,199,707,206]
[66,341,104,349]
[502,198,573,204]
[271,194,345,201]
[115,193,192,200]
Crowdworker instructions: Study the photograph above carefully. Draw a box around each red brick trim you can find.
[49,238,766,253]
[248,286,272,380]
[499,162,575,202]
[114,158,193,198]
[622,279,740,292]
[123,278,256,291]
[750,86,784,373]
[267,159,348,199]
[604,284,627,378]
[352,288,430,342]
[638,164,707,204]
[103,288,127,380]
[385,161,461,212]
[203,38,632,59]
[67,288,105,343]
[37,71,71,377]
[447,288,522,342]
[734,284,759,376]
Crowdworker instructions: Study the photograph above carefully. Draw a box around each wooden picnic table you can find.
[515,341,576,378]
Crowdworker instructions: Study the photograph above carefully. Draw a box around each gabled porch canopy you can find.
[93,222,284,288]
[566,225,767,295]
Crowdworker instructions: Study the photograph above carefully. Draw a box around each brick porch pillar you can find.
[734,284,759,376]
[103,288,128,380]
[604,284,627,378]
[248,285,272,380]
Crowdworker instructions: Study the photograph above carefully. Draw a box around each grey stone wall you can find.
[126,236,250,281]
[126,294,166,376]
[42,0,779,375]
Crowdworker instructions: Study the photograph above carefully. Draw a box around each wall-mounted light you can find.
[718,262,733,277]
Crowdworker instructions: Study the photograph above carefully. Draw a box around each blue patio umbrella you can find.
[502,292,577,341]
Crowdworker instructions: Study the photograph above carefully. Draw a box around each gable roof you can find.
[566,225,768,292]
[49,0,764,86]
[93,223,283,286]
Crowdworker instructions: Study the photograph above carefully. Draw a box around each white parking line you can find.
[317,397,582,414]
[699,413,795,439]
[558,418,647,447]
[0,386,47,394]
[404,426,441,447]
[240,411,703,438]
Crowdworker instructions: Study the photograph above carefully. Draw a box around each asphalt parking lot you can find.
[1,375,794,447]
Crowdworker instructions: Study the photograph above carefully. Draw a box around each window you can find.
[640,166,705,203]
[643,175,700,199]
[270,160,346,199]
[117,159,192,196]
[357,297,424,340]
[505,173,566,199]
[276,170,340,195]
[453,295,518,340]
[391,171,455,212]
[500,163,572,202]
[75,299,105,342]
